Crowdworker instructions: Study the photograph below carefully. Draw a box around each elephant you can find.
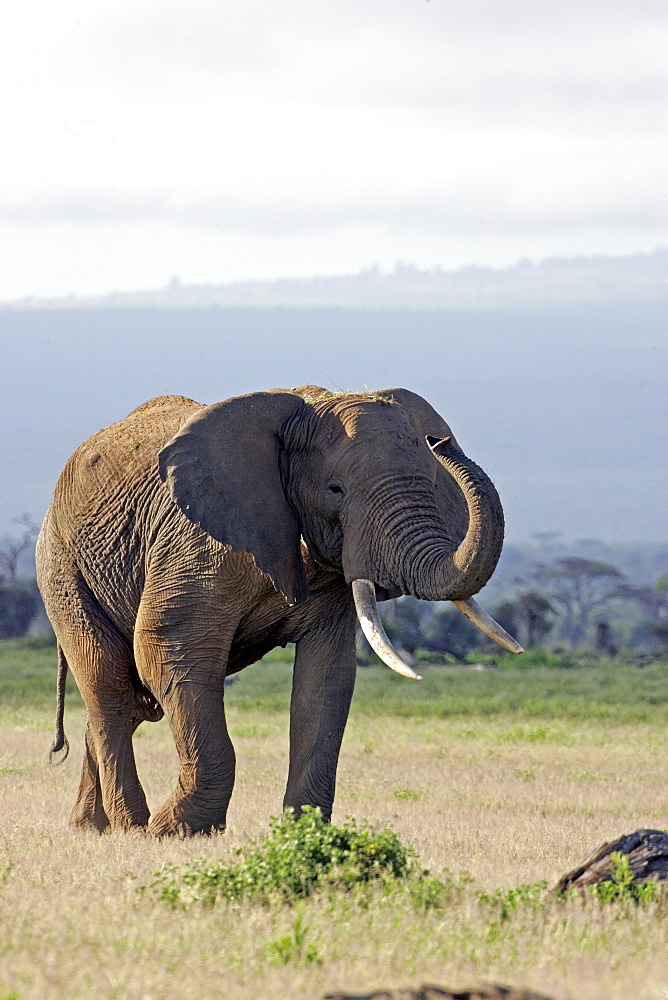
[36,385,522,836]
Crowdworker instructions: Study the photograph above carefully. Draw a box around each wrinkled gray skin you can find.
[37,386,505,836]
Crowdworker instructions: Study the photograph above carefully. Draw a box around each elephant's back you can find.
[124,394,203,421]
[46,395,206,635]
[53,395,203,517]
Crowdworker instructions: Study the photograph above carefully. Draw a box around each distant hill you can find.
[1,299,665,545]
[3,250,666,312]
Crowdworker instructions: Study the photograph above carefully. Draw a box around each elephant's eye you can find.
[327,482,345,495]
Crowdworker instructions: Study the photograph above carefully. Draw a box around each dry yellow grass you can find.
[1,699,668,1000]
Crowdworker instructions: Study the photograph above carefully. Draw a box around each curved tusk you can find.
[452,597,524,654]
[352,579,422,680]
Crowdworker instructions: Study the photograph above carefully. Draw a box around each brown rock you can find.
[554,828,668,893]
[324,984,557,1000]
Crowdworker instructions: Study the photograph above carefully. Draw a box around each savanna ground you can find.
[1,641,668,1000]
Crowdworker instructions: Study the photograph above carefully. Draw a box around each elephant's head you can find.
[158,386,522,678]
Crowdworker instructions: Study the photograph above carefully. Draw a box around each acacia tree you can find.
[628,574,668,652]
[526,557,626,648]
[423,604,484,660]
[493,590,555,649]
[0,515,40,639]
[0,514,38,585]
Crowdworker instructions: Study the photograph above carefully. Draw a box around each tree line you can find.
[1,516,667,657]
[373,556,668,663]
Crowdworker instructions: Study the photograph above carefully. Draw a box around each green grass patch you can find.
[350,661,668,722]
[224,654,668,724]
[0,639,82,709]
[2,639,667,725]
[393,787,421,800]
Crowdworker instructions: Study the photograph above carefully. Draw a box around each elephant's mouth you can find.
[351,578,523,681]
[373,583,402,602]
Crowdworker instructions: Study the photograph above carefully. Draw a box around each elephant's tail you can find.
[49,644,70,765]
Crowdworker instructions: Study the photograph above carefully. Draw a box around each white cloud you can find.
[1,0,666,296]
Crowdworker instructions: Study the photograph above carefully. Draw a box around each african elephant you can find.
[37,386,521,836]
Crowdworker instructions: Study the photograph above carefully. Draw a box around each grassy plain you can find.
[1,640,667,1000]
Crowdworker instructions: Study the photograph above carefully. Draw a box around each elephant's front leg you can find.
[146,668,235,837]
[284,596,357,820]
[134,545,246,836]
[134,601,238,836]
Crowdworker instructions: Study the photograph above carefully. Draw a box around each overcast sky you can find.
[2,0,666,299]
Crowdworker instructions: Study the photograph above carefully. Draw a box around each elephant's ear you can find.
[158,390,309,605]
[375,388,469,545]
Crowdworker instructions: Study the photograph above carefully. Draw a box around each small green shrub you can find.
[393,787,420,800]
[587,853,662,905]
[143,810,551,916]
[144,807,429,907]
[266,906,322,965]
[478,880,548,920]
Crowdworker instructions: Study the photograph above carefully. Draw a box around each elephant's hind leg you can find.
[40,529,151,832]
[69,717,110,832]
[68,656,151,832]
[70,688,161,833]
[50,592,149,831]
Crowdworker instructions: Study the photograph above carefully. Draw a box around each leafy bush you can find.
[586,853,662,905]
[145,807,433,907]
[138,811,668,923]
[0,585,39,640]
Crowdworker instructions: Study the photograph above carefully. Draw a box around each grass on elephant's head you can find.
[291,386,394,405]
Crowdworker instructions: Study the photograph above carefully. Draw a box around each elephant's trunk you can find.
[358,436,504,602]
[417,435,505,601]
[349,435,522,678]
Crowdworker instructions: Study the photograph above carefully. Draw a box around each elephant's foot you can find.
[70,754,150,833]
[69,796,149,834]
[69,801,111,834]
[147,791,227,838]
[69,773,111,833]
